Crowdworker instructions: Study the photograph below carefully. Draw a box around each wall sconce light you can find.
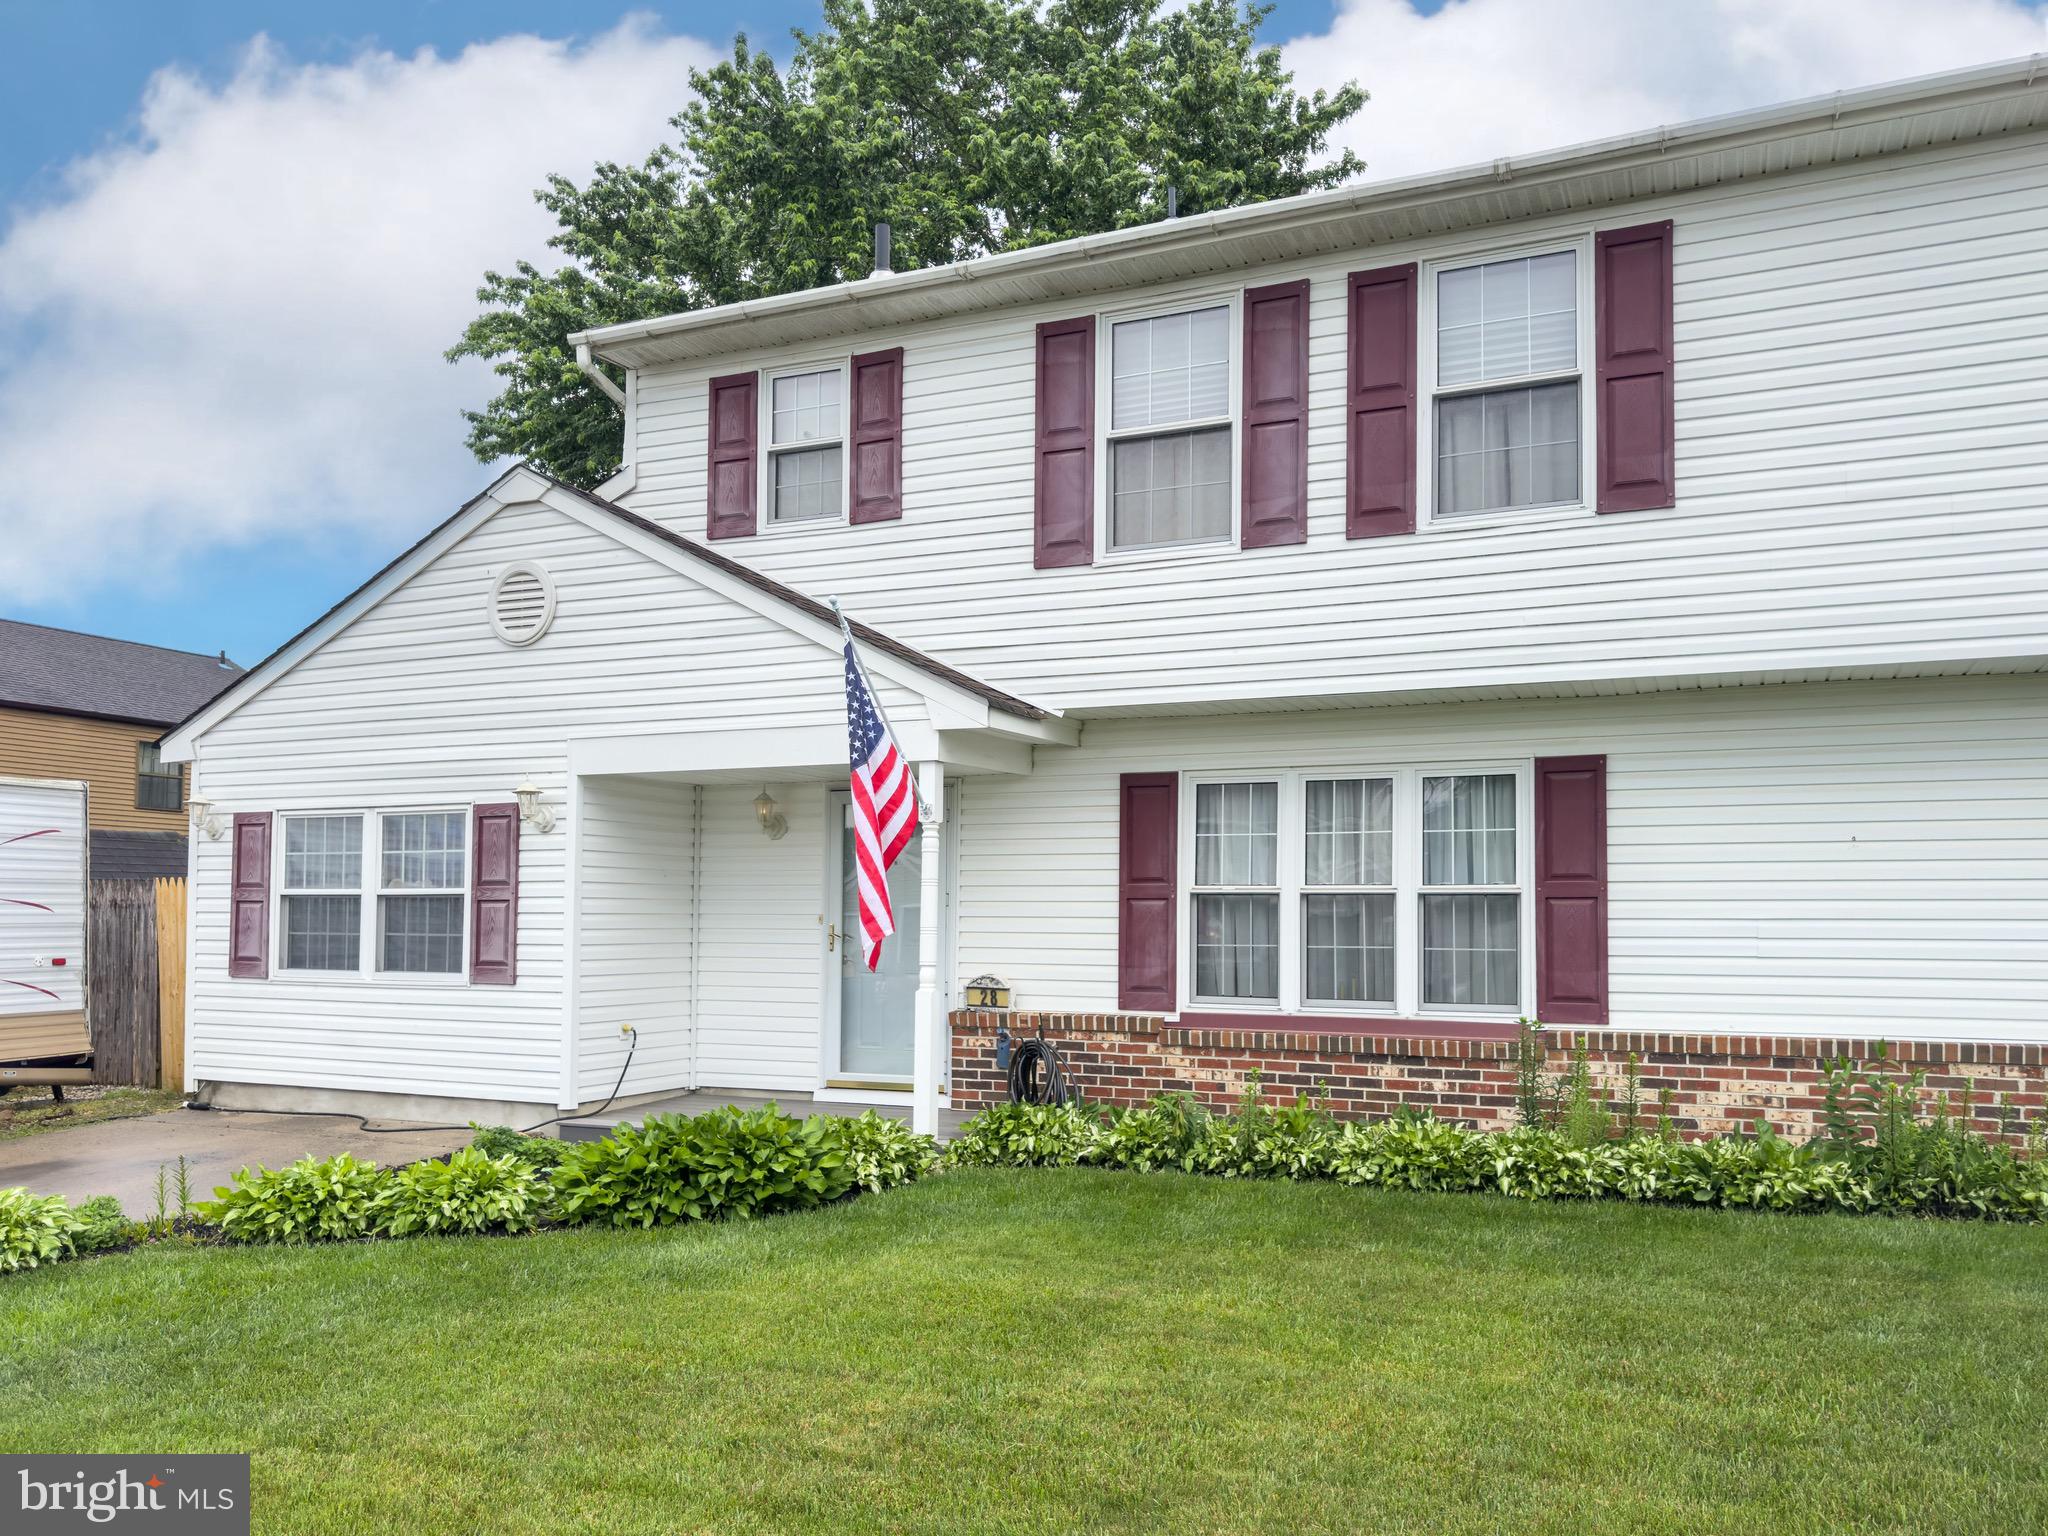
[188,796,224,841]
[754,787,788,841]
[514,781,556,833]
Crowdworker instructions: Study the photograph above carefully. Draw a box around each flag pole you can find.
[830,596,931,823]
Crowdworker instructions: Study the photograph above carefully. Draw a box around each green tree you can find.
[449,0,1366,487]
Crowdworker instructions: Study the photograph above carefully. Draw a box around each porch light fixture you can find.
[514,782,556,833]
[754,787,788,841]
[187,796,224,841]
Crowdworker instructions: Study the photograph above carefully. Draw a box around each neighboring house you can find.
[163,61,2048,1136]
[0,620,241,881]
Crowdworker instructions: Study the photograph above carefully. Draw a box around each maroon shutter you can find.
[1535,755,1607,1027]
[1595,221,1675,513]
[849,346,904,524]
[1240,279,1310,548]
[471,803,520,986]
[706,370,759,539]
[228,811,270,979]
[1346,263,1417,538]
[1033,317,1095,568]
[1117,773,1178,1013]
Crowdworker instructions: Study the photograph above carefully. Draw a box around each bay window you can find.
[1183,768,1529,1017]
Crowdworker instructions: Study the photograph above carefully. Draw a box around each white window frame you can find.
[759,358,850,531]
[373,809,473,980]
[1176,764,1534,1020]
[272,807,474,985]
[1094,289,1241,562]
[1417,233,1596,532]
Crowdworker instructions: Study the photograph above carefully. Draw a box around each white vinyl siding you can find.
[184,497,937,1108]
[621,131,2048,714]
[954,675,2048,1046]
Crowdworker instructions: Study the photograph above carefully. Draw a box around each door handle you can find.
[827,923,839,952]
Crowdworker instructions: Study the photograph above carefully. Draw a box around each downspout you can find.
[688,783,703,1092]
[574,341,627,409]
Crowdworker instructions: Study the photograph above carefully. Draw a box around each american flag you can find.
[841,615,920,971]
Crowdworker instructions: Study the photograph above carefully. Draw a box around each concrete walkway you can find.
[0,1107,471,1214]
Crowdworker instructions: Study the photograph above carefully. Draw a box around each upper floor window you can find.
[135,742,182,812]
[767,367,843,524]
[1107,304,1232,551]
[1432,249,1582,519]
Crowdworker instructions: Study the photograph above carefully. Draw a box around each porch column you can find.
[912,762,945,1137]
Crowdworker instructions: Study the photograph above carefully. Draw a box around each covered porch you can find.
[562,702,1070,1135]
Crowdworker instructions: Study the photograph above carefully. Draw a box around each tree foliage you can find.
[449,0,1366,487]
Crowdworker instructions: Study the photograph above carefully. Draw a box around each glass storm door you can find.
[831,797,919,1084]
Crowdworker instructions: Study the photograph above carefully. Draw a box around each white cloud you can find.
[0,18,715,601]
[1285,0,2048,181]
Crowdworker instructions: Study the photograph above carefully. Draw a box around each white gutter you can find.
[571,52,2048,361]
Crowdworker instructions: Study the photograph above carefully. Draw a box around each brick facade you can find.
[949,1011,2048,1141]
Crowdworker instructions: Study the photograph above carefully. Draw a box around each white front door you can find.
[825,794,920,1086]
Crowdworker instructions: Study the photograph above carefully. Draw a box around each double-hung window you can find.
[135,742,182,812]
[1432,247,1583,518]
[766,367,844,523]
[279,815,364,972]
[1106,304,1232,551]
[1191,781,1280,1002]
[1185,769,1528,1017]
[277,810,468,978]
[378,811,468,974]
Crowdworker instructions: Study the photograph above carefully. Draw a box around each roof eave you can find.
[573,53,2048,367]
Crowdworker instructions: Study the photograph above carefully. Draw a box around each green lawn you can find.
[3,1168,2043,1535]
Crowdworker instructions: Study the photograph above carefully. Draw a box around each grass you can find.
[3,1168,2044,1535]
[0,1084,184,1141]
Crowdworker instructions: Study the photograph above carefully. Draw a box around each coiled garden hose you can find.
[1007,1033,1070,1106]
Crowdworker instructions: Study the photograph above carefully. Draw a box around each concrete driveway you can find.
[0,1107,471,1214]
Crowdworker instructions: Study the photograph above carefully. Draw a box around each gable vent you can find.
[489,561,556,647]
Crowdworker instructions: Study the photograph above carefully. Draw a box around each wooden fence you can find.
[86,877,186,1089]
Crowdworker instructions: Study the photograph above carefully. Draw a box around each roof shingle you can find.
[0,620,242,726]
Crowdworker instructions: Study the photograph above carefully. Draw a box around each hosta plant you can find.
[198,1153,391,1244]
[377,1147,545,1236]
[0,1188,85,1272]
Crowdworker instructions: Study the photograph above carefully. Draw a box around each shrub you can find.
[1202,1091,1337,1179]
[377,1148,545,1237]
[832,1111,941,1193]
[945,1101,1102,1168]
[1092,1093,1214,1173]
[468,1122,571,1170]
[552,1105,858,1227]
[0,1188,85,1272]
[198,1153,391,1244]
[72,1195,134,1254]
[1328,1112,1489,1193]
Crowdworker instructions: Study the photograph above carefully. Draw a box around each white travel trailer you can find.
[0,776,91,1090]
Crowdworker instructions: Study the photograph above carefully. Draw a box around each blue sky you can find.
[1,0,2040,669]
[0,0,1338,668]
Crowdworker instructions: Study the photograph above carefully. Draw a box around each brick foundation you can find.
[949,1010,2048,1142]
